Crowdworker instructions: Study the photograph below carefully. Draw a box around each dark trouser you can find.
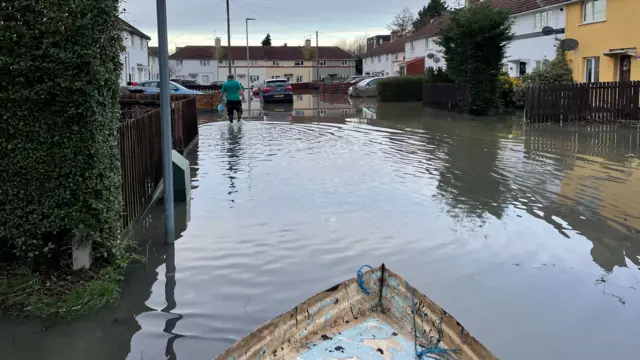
[226,100,242,119]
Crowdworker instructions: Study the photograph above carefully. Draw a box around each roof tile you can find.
[365,40,406,57]
[168,45,356,61]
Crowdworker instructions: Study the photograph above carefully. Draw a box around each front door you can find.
[519,62,527,76]
[619,55,632,82]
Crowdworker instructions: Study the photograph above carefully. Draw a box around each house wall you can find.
[565,0,640,82]
[506,5,566,77]
[218,60,268,86]
[318,60,356,79]
[405,37,446,71]
[363,53,404,76]
[172,59,218,84]
[120,31,150,85]
[149,55,159,80]
[266,61,316,83]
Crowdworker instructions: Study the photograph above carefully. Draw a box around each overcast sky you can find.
[120,0,463,49]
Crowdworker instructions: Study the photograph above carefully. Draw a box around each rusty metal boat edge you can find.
[216,264,497,360]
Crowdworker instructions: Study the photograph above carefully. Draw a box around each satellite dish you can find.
[541,26,555,36]
[559,38,579,51]
[433,56,441,64]
[426,53,435,59]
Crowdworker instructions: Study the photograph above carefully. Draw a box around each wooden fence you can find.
[422,83,469,113]
[118,109,163,229]
[525,81,640,123]
[119,94,198,152]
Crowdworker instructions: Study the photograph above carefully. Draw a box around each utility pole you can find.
[316,31,319,81]
[156,0,175,244]
[226,0,232,75]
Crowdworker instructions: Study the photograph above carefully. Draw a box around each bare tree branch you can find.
[387,7,415,37]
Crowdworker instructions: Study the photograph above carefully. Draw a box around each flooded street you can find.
[3,94,640,360]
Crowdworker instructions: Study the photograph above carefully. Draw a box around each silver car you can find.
[348,77,382,98]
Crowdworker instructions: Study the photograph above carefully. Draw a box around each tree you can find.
[387,7,415,37]
[168,60,182,78]
[413,0,448,32]
[438,3,513,115]
[522,39,574,85]
[335,35,368,58]
[261,33,272,46]
[283,42,288,47]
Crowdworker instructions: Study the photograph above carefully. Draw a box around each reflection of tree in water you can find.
[436,128,508,223]
[225,124,244,204]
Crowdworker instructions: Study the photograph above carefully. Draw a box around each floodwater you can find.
[3,94,640,360]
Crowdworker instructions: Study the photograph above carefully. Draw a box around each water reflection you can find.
[2,99,640,360]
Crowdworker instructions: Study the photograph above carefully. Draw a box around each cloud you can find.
[120,0,461,47]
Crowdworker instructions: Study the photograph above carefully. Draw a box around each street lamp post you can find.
[246,18,256,91]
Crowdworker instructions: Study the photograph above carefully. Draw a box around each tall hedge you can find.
[437,4,513,115]
[377,76,424,102]
[0,0,124,269]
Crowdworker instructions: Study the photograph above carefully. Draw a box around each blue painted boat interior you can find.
[297,317,416,360]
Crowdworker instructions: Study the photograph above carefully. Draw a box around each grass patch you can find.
[0,254,140,320]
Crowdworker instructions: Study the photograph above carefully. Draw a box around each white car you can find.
[349,77,383,97]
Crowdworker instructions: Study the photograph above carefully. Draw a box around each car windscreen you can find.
[266,80,289,87]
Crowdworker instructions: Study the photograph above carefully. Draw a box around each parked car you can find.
[171,79,200,86]
[260,79,294,103]
[210,81,225,90]
[310,80,321,90]
[137,81,203,95]
[348,77,382,97]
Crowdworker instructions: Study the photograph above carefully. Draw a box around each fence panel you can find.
[422,83,470,113]
[526,81,640,123]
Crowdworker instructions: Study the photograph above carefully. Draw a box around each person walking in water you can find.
[220,74,244,122]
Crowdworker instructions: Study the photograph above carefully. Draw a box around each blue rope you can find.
[406,280,460,360]
[356,265,373,295]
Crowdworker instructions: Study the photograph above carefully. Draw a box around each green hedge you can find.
[0,1,124,269]
[377,76,424,102]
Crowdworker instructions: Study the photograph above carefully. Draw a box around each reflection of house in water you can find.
[524,125,640,271]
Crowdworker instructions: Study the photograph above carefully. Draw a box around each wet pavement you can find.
[2,94,640,360]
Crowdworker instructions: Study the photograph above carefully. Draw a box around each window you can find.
[583,0,606,23]
[426,37,437,49]
[296,95,303,101]
[342,109,349,116]
[295,110,305,116]
[296,75,303,83]
[534,59,551,70]
[202,75,210,84]
[410,42,415,53]
[200,60,210,66]
[378,56,381,63]
[294,60,304,66]
[502,63,509,72]
[250,75,260,82]
[319,60,327,66]
[249,60,257,66]
[584,57,600,83]
[271,75,281,79]
[319,110,327,117]
[341,60,349,66]
[220,60,235,65]
[128,34,134,47]
[386,54,389,61]
[394,53,399,60]
[140,38,144,50]
[534,10,555,31]
[272,60,280,66]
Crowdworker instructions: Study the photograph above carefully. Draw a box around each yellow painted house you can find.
[564,0,640,82]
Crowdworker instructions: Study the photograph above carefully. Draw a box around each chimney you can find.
[215,37,221,47]
[305,39,311,48]
[391,30,402,42]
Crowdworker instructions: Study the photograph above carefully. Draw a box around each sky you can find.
[119,0,464,50]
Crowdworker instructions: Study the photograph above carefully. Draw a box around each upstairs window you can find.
[200,60,210,66]
[583,0,606,23]
[294,60,304,66]
[272,60,280,66]
[534,10,554,31]
[319,60,327,66]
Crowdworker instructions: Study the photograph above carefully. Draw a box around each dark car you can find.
[210,81,225,90]
[261,79,294,103]
[171,79,200,86]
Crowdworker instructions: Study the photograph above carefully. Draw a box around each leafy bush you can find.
[0,1,124,269]
[377,76,424,102]
[522,40,574,85]
[498,73,523,109]
[424,66,454,84]
[438,3,513,115]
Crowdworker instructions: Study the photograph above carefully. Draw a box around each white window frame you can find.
[140,38,144,50]
[249,75,260,82]
[295,75,303,83]
[410,42,415,53]
[533,10,553,31]
[394,53,399,60]
[341,60,348,66]
[584,57,600,83]
[202,75,210,84]
[583,0,606,24]
[385,54,389,61]
[271,75,281,79]
[378,56,381,63]
[319,60,327,66]
[319,110,327,117]
[249,60,257,66]
[200,60,210,67]
[294,60,304,66]
[129,34,134,47]
[272,60,280,66]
